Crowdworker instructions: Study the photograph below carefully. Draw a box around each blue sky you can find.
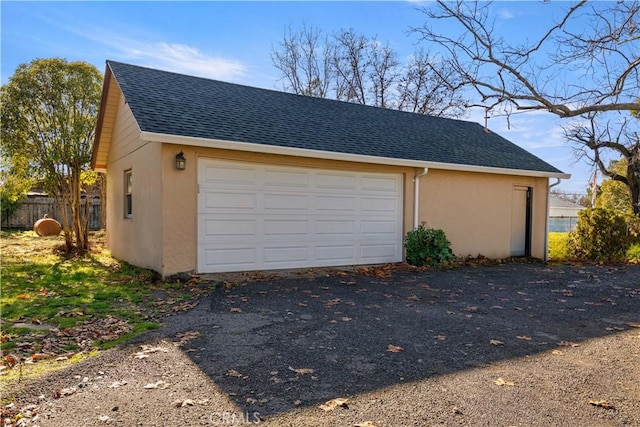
[1,1,596,193]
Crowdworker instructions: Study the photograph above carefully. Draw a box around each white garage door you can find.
[197,159,403,273]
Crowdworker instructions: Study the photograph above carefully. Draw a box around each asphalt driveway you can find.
[7,262,640,426]
[163,262,640,425]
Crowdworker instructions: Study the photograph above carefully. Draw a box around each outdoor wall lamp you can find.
[175,151,186,171]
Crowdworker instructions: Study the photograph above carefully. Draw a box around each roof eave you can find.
[140,131,571,179]
[91,63,114,172]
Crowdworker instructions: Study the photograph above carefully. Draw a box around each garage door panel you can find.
[315,219,357,235]
[204,218,257,237]
[361,220,397,235]
[360,197,399,213]
[201,191,256,210]
[315,245,356,261]
[316,172,358,190]
[315,195,357,212]
[264,245,309,264]
[264,193,310,210]
[362,175,399,191]
[264,219,309,236]
[361,244,399,260]
[204,164,256,184]
[203,247,257,268]
[265,169,309,187]
[198,159,402,273]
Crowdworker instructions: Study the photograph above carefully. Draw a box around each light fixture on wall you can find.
[175,151,186,171]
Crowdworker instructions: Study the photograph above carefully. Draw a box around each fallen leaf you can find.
[144,380,169,390]
[172,302,198,312]
[340,317,352,322]
[434,335,447,341]
[589,400,616,410]
[489,340,504,346]
[355,422,378,427]
[289,366,314,375]
[226,369,248,379]
[319,397,349,411]
[387,344,404,353]
[294,399,302,406]
[31,353,51,362]
[172,399,194,408]
[558,341,580,347]
[516,336,532,341]
[551,350,564,355]
[493,377,515,386]
[230,307,242,313]
[108,380,128,388]
[133,353,149,359]
[4,355,17,368]
[323,298,341,307]
[626,321,640,328]
[175,331,200,346]
[54,387,77,398]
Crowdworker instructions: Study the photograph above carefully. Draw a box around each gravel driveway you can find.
[5,262,640,426]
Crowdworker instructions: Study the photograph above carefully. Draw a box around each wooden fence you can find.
[1,196,102,230]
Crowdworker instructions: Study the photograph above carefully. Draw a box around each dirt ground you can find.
[3,262,640,426]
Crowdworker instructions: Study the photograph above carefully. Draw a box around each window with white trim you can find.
[124,170,133,218]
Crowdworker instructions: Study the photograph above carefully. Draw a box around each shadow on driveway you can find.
[160,263,640,416]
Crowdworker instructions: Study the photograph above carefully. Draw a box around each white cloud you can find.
[48,18,247,81]
[119,41,246,80]
[497,8,515,19]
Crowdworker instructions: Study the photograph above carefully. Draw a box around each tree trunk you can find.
[56,186,74,252]
[628,157,640,217]
[70,167,89,253]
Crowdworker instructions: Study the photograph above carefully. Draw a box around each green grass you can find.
[548,232,570,261]
[1,232,156,329]
[0,230,202,367]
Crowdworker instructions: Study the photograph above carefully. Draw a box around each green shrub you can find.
[404,223,454,267]
[567,208,631,262]
[625,214,640,243]
[548,232,570,261]
[626,243,640,263]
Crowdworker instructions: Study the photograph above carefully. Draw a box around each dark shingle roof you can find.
[107,60,564,175]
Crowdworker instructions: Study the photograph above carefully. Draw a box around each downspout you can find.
[413,168,429,229]
[545,178,562,261]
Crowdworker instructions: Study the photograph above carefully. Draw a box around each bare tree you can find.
[332,29,372,105]
[413,0,640,214]
[271,24,333,97]
[271,25,467,118]
[397,48,465,117]
[569,114,640,214]
[368,40,400,109]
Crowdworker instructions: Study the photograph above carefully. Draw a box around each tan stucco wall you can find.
[105,98,163,272]
[417,169,549,259]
